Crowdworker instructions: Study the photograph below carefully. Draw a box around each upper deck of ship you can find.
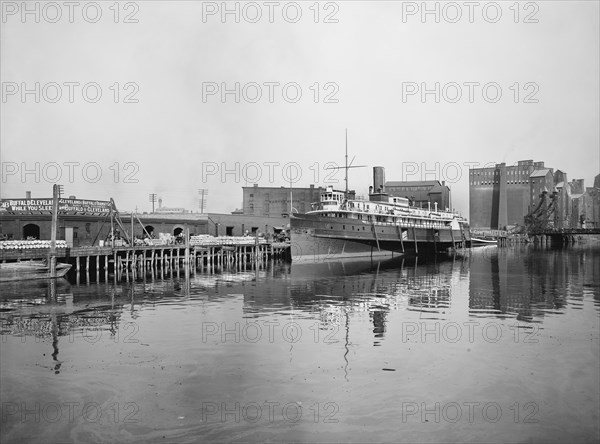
[309,186,463,222]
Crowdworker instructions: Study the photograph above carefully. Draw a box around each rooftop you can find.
[385,180,441,187]
[530,168,551,178]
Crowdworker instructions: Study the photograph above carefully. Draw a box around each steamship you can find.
[290,167,471,262]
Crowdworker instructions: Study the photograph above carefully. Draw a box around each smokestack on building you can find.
[25,191,31,199]
[373,167,385,193]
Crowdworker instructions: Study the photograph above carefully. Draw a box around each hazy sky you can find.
[1,0,599,218]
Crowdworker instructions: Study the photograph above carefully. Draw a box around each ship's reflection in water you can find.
[0,245,598,443]
[288,256,460,345]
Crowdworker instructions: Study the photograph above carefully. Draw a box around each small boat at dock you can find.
[469,237,498,246]
[0,260,72,282]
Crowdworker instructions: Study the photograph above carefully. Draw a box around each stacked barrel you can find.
[0,240,68,250]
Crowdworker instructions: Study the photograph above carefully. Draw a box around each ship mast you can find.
[345,129,348,196]
[330,129,365,200]
[325,130,366,200]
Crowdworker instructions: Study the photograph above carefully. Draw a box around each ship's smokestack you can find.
[373,167,385,193]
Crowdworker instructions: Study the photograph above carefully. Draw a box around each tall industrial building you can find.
[575,174,600,229]
[469,160,599,230]
[469,160,541,229]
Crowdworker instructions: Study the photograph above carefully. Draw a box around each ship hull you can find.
[290,213,470,262]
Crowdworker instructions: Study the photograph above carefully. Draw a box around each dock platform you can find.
[0,240,291,276]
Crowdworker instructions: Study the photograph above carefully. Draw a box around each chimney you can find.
[373,166,385,193]
[25,191,31,199]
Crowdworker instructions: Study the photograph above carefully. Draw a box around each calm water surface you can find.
[1,244,599,443]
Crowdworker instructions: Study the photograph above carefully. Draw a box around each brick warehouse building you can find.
[242,184,325,216]
[469,161,599,230]
[0,196,209,246]
[0,195,288,245]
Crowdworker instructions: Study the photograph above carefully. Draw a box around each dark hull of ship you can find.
[290,213,471,262]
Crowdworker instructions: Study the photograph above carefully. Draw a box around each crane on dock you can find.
[525,190,558,234]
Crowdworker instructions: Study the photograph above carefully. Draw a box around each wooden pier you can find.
[495,228,600,247]
[0,240,290,277]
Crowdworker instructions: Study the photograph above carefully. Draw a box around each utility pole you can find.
[49,184,59,277]
[198,188,208,213]
[289,177,293,215]
[110,200,115,248]
[149,193,157,213]
[131,211,134,246]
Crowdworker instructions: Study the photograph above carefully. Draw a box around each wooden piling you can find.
[412,226,418,254]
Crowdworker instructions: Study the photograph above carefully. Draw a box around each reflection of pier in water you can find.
[0,280,131,374]
[0,259,285,341]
